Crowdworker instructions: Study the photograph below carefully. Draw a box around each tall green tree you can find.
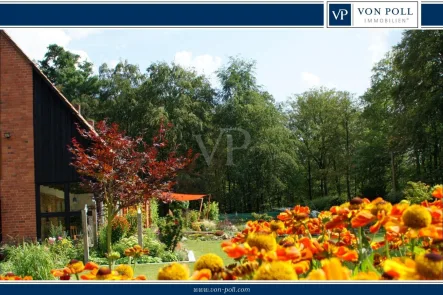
[38,44,100,118]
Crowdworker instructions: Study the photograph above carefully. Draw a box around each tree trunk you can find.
[391,152,397,192]
[308,159,313,200]
[106,206,114,269]
[345,119,351,201]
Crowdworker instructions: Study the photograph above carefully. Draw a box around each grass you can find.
[132,239,232,279]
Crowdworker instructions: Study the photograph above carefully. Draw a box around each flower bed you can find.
[3,185,441,281]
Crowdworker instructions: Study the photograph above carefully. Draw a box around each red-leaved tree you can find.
[68,120,195,256]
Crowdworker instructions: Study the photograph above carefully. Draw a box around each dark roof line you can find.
[0,30,94,131]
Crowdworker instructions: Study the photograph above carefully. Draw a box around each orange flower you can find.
[431,185,442,199]
[333,246,358,262]
[0,273,33,280]
[351,210,375,228]
[306,258,351,280]
[191,269,212,280]
[124,245,149,258]
[221,241,248,259]
[293,260,310,275]
[419,225,443,240]
[84,261,99,270]
[277,205,310,221]
[133,275,148,280]
[66,259,85,274]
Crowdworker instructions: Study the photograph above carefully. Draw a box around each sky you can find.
[5,28,403,102]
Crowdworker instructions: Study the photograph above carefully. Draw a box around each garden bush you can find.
[111,216,130,243]
[403,181,432,204]
[202,201,220,221]
[185,210,200,228]
[3,242,63,280]
[125,209,138,236]
[157,213,185,252]
[307,195,341,211]
[199,219,217,231]
[251,212,273,221]
[113,236,139,256]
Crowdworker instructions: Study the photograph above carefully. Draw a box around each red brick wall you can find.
[0,32,36,241]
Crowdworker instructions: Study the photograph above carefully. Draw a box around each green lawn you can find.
[133,239,232,279]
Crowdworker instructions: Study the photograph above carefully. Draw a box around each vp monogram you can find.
[332,9,349,20]
[194,128,251,166]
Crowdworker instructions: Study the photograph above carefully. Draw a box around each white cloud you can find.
[64,29,102,40]
[70,49,91,63]
[174,51,222,84]
[6,29,71,61]
[108,59,120,69]
[4,28,102,63]
[301,72,321,88]
[367,30,391,64]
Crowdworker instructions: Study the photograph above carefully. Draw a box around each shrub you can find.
[307,195,341,211]
[185,210,200,228]
[199,219,217,231]
[191,222,202,232]
[403,181,432,204]
[49,222,67,238]
[150,199,159,226]
[157,214,185,252]
[113,236,139,256]
[142,227,167,258]
[202,202,220,221]
[111,216,130,244]
[4,242,61,280]
[46,237,83,261]
[217,219,238,233]
[251,212,273,222]
[125,209,138,236]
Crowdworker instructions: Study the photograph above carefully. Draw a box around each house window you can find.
[40,184,65,213]
[40,217,65,240]
[37,183,94,240]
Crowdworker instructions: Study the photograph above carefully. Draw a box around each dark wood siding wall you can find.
[33,69,87,184]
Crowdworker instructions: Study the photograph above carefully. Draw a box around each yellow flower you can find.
[194,254,224,273]
[246,233,277,252]
[383,257,419,280]
[368,198,392,216]
[352,272,380,280]
[95,267,117,280]
[415,253,443,280]
[306,258,351,280]
[270,220,284,232]
[114,264,134,279]
[402,205,432,229]
[158,263,190,280]
[66,259,85,274]
[253,261,297,280]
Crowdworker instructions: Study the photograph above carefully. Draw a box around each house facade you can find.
[0,30,94,242]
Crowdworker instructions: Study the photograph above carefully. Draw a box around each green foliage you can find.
[202,202,220,221]
[113,236,139,256]
[184,210,200,228]
[47,237,84,261]
[157,214,185,252]
[307,195,341,211]
[49,222,66,238]
[98,226,108,255]
[3,242,63,280]
[150,199,159,227]
[125,209,138,236]
[251,212,273,221]
[403,181,432,204]
[111,216,130,243]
